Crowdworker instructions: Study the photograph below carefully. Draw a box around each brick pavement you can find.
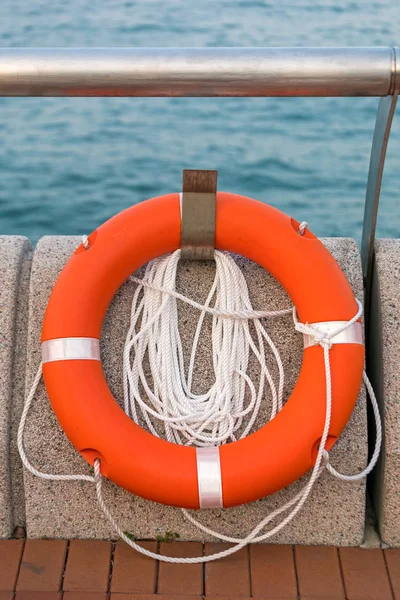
[0,539,398,599]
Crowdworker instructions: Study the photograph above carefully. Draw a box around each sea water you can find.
[0,0,399,243]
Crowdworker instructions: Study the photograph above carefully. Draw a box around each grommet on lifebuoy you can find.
[41,193,364,509]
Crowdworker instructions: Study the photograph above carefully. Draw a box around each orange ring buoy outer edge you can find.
[41,193,364,508]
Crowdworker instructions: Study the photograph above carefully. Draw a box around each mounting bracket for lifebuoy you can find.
[180,169,217,260]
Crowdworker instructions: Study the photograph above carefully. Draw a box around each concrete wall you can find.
[369,240,400,547]
[0,237,32,537]
[18,236,368,545]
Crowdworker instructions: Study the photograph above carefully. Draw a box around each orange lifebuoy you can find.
[41,193,364,509]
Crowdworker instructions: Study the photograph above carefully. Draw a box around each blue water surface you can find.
[0,0,399,244]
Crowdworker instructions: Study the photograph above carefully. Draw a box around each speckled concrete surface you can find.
[23,236,367,544]
[371,240,400,547]
[0,236,32,538]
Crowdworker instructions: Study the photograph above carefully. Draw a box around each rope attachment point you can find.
[298,221,308,236]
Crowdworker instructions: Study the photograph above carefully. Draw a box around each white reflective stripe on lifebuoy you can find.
[196,447,223,509]
[303,321,363,349]
[42,338,101,364]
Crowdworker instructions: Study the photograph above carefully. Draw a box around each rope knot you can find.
[294,322,333,350]
[313,330,333,350]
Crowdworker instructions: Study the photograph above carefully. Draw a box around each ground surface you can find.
[0,539,399,599]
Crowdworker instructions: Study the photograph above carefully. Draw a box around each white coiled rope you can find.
[125,250,291,445]
[18,248,381,564]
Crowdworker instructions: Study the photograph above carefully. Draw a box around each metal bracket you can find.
[180,169,217,260]
[361,93,398,288]
[361,47,399,324]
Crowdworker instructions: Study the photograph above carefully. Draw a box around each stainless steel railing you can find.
[0,47,397,97]
[0,47,398,313]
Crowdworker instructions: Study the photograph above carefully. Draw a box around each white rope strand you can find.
[324,371,382,481]
[17,363,95,483]
[18,250,382,564]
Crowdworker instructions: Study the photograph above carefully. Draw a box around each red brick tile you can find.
[205,543,250,597]
[110,596,202,600]
[15,593,62,599]
[250,544,297,598]
[339,547,392,600]
[206,597,252,600]
[300,597,347,600]
[295,546,345,599]
[384,548,400,600]
[63,593,109,600]
[0,592,14,600]
[63,540,111,592]
[0,539,24,590]
[16,540,67,592]
[109,597,247,600]
[158,542,203,596]
[110,540,157,594]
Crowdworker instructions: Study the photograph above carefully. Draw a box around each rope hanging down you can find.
[18,249,382,564]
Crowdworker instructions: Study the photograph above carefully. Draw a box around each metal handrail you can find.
[0,47,397,97]
[0,46,398,315]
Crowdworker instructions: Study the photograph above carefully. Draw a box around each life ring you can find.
[41,193,364,509]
